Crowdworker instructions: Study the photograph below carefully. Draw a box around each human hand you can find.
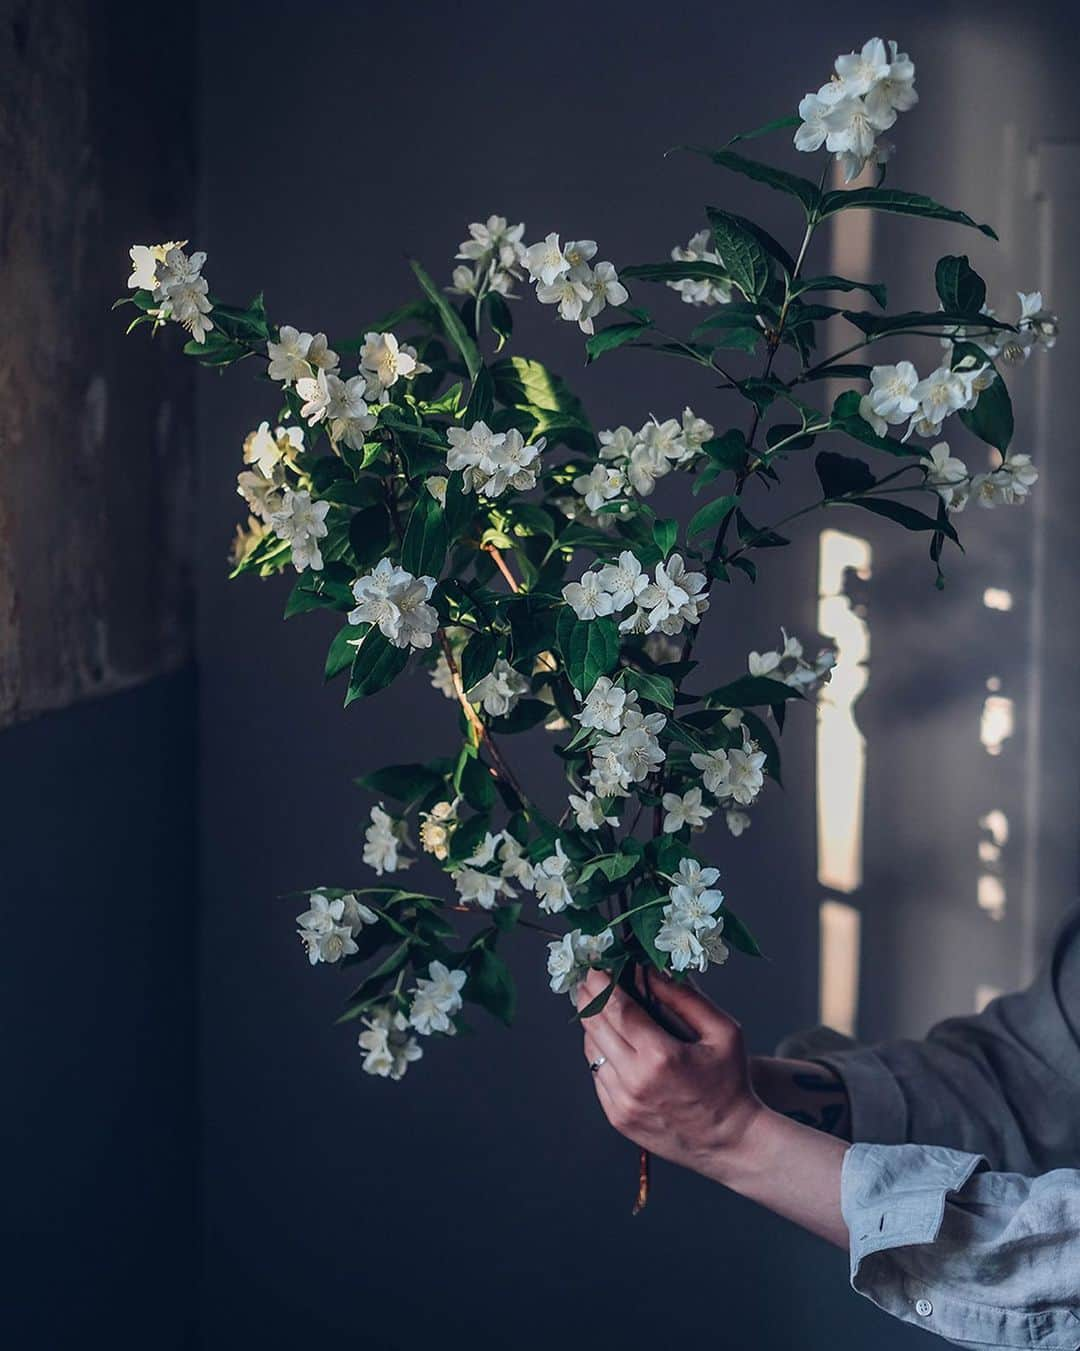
[576,968,765,1182]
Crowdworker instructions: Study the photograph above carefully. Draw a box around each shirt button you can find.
[915,1299,933,1318]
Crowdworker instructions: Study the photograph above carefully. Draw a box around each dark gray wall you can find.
[1,3,199,1346]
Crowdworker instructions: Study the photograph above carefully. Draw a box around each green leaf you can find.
[793,275,887,309]
[687,494,737,539]
[460,632,500,693]
[735,509,789,549]
[409,258,482,380]
[819,187,998,239]
[959,374,1012,452]
[460,755,496,812]
[934,255,987,316]
[814,451,876,499]
[349,504,394,568]
[400,490,447,578]
[555,609,619,694]
[842,308,999,338]
[741,709,782,784]
[574,964,626,1020]
[620,669,676,710]
[652,517,678,557]
[707,675,803,708]
[828,390,909,456]
[724,114,801,145]
[680,147,821,214]
[584,318,652,364]
[706,207,770,301]
[484,292,513,348]
[466,946,516,1026]
[326,623,367,680]
[345,629,410,704]
[721,907,764,958]
[284,567,354,618]
[336,939,413,1022]
[355,763,446,804]
[628,882,668,970]
[621,260,733,286]
[462,364,495,426]
[844,495,960,544]
[700,430,750,473]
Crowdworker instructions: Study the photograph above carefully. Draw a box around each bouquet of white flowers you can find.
[119,37,1055,1208]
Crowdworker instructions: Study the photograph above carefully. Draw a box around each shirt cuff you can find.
[842,1142,986,1268]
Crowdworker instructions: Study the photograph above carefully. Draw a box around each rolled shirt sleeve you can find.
[778,905,1080,1173]
[842,1142,1080,1349]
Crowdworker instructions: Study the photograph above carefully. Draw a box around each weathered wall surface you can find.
[0,0,196,728]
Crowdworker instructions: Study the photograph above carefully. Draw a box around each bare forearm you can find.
[700,1104,851,1249]
[751,1056,852,1139]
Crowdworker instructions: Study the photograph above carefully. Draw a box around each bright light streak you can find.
[819,900,861,1036]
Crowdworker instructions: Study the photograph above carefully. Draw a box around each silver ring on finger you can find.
[589,1055,607,1073]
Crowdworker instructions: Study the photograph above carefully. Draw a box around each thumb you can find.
[647,971,741,1046]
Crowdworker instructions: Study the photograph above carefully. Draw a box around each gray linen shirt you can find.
[780,904,1080,1347]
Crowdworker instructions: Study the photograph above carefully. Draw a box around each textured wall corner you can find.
[0,0,197,728]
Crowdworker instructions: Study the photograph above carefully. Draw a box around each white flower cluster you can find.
[418,800,457,860]
[667,230,733,308]
[363,804,415,876]
[567,789,619,832]
[530,841,576,914]
[577,408,714,506]
[563,553,709,637]
[661,787,713,833]
[451,829,535,911]
[925,443,1039,513]
[943,290,1059,365]
[467,658,530,717]
[349,559,439,651]
[522,233,629,335]
[445,420,545,499]
[546,926,615,998]
[451,215,527,298]
[296,890,378,966]
[654,859,729,973]
[589,707,667,798]
[358,1004,424,1080]
[859,359,990,441]
[270,489,331,573]
[748,629,837,693]
[795,38,917,183]
[407,960,467,1036]
[127,242,214,342]
[690,725,767,808]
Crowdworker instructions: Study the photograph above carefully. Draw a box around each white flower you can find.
[498,834,536,888]
[359,331,426,400]
[465,830,504,868]
[634,555,708,635]
[749,629,835,694]
[141,244,215,342]
[668,229,732,307]
[127,241,182,290]
[525,232,569,286]
[794,92,838,153]
[267,326,338,385]
[588,709,666,792]
[725,742,767,806]
[574,463,625,514]
[680,407,714,455]
[626,440,671,496]
[349,560,439,650]
[1018,291,1058,352]
[468,658,529,716]
[568,790,617,832]
[576,676,631,735]
[861,362,920,433]
[296,368,334,425]
[296,891,374,966]
[575,260,629,333]
[599,425,638,461]
[597,551,648,612]
[533,841,574,914]
[426,475,448,506]
[268,488,330,573]
[458,215,526,267]
[449,264,479,295]
[925,442,970,511]
[865,41,918,119]
[725,810,751,837]
[452,866,505,911]
[408,960,467,1035]
[971,455,1038,508]
[358,1005,423,1080]
[363,803,413,875]
[562,570,615,621]
[690,747,729,797]
[654,921,706,972]
[430,653,457,699]
[822,94,896,181]
[481,428,544,497]
[833,37,891,97]
[328,375,376,450]
[536,272,591,323]
[243,421,302,476]
[908,365,968,438]
[661,787,713,833]
[419,801,456,860]
[237,464,286,521]
[546,927,614,997]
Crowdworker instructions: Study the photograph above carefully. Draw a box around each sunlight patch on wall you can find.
[983,587,1013,612]
[975,984,1003,1013]
[816,529,872,893]
[819,900,861,1037]
[980,694,1015,757]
